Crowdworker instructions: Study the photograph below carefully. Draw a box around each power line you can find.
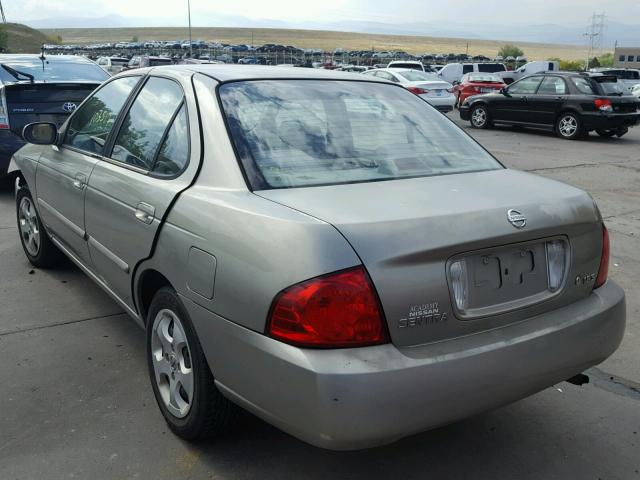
[0,1,7,23]
[583,12,606,69]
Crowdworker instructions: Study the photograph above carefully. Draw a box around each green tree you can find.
[0,25,8,53]
[131,35,139,43]
[498,44,524,58]
[589,57,601,69]
[559,59,585,71]
[598,52,614,67]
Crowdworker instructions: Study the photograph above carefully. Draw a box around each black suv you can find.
[459,71,640,139]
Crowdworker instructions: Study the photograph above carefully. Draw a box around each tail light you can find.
[0,87,9,130]
[407,86,429,95]
[267,267,389,348]
[595,98,613,113]
[594,224,610,289]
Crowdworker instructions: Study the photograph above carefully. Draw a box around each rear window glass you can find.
[0,59,109,83]
[597,80,626,95]
[396,70,440,82]
[467,73,502,82]
[219,80,501,190]
[478,64,506,73]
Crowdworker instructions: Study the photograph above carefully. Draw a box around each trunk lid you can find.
[3,82,99,136]
[257,169,603,347]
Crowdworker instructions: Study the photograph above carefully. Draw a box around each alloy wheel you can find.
[18,197,41,257]
[150,309,195,419]
[471,107,487,127]
[558,115,578,137]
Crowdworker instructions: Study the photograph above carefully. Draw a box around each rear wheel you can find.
[16,188,62,268]
[470,104,491,129]
[556,112,582,140]
[146,287,237,441]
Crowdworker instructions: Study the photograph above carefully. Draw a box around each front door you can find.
[492,75,543,123]
[35,75,141,265]
[84,76,195,309]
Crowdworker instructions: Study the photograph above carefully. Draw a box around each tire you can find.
[146,286,237,441]
[470,104,491,129]
[15,187,62,268]
[556,112,582,140]
[596,129,616,138]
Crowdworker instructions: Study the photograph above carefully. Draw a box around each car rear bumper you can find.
[581,112,640,130]
[0,130,25,178]
[185,280,625,451]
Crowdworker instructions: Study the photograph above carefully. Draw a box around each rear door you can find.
[84,75,197,308]
[35,76,141,265]
[527,75,568,126]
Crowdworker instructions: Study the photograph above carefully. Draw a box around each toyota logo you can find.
[507,209,527,229]
[62,102,77,113]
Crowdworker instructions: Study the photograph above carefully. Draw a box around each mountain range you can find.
[21,14,639,47]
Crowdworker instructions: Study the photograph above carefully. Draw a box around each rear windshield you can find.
[574,76,627,96]
[389,63,423,71]
[220,80,501,190]
[0,59,109,83]
[396,70,440,82]
[149,58,173,66]
[467,73,502,82]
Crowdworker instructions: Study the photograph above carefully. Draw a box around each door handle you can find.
[73,173,87,190]
[135,202,155,225]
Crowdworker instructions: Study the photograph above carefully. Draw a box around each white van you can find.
[498,61,560,84]
[438,62,506,84]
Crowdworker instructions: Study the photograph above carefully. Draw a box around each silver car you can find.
[10,65,625,450]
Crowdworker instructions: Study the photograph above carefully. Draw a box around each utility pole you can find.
[187,0,193,57]
[0,1,6,23]
[583,12,606,70]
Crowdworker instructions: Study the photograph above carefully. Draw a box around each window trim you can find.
[61,74,143,157]
[104,74,191,180]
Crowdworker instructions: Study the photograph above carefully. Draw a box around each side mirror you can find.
[500,87,511,97]
[22,122,58,145]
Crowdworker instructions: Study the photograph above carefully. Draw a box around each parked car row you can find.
[9,62,626,452]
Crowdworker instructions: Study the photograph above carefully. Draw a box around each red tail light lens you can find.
[594,224,610,289]
[267,267,389,348]
[595,98,613,112]
[407,86,428,95]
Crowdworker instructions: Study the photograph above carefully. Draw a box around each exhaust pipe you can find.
[566,373,590,386]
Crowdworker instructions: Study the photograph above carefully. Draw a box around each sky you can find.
[7,0,640,26]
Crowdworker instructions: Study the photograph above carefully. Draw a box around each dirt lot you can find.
[0,116,638,479]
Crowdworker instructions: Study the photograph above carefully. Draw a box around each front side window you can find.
[462,65,473,74]
[220,80,501,190]
[508,76,543,95]
[537,76,567,95]
[64,76,141,155]
[111,77,184,170]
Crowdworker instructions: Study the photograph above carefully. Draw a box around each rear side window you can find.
[64,76,140,155]
[571,77,597,94]
[111,77,184,170]
[220,80,501,190]
[462,65,473,74]
[537,76,567,95]
[153,105,189,176]
[478,63,506,73]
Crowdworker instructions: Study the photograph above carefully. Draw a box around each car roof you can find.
[0,54,96,64]
[144,64,382,82]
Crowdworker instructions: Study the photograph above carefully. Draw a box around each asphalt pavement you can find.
[1,116,638,479]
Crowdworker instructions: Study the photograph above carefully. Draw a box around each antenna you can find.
[0,1,7,23]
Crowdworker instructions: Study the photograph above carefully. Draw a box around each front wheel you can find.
[470,104,491,129]
[146,287,237,441]
[556,113,582,140]
[16,188,62,268]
